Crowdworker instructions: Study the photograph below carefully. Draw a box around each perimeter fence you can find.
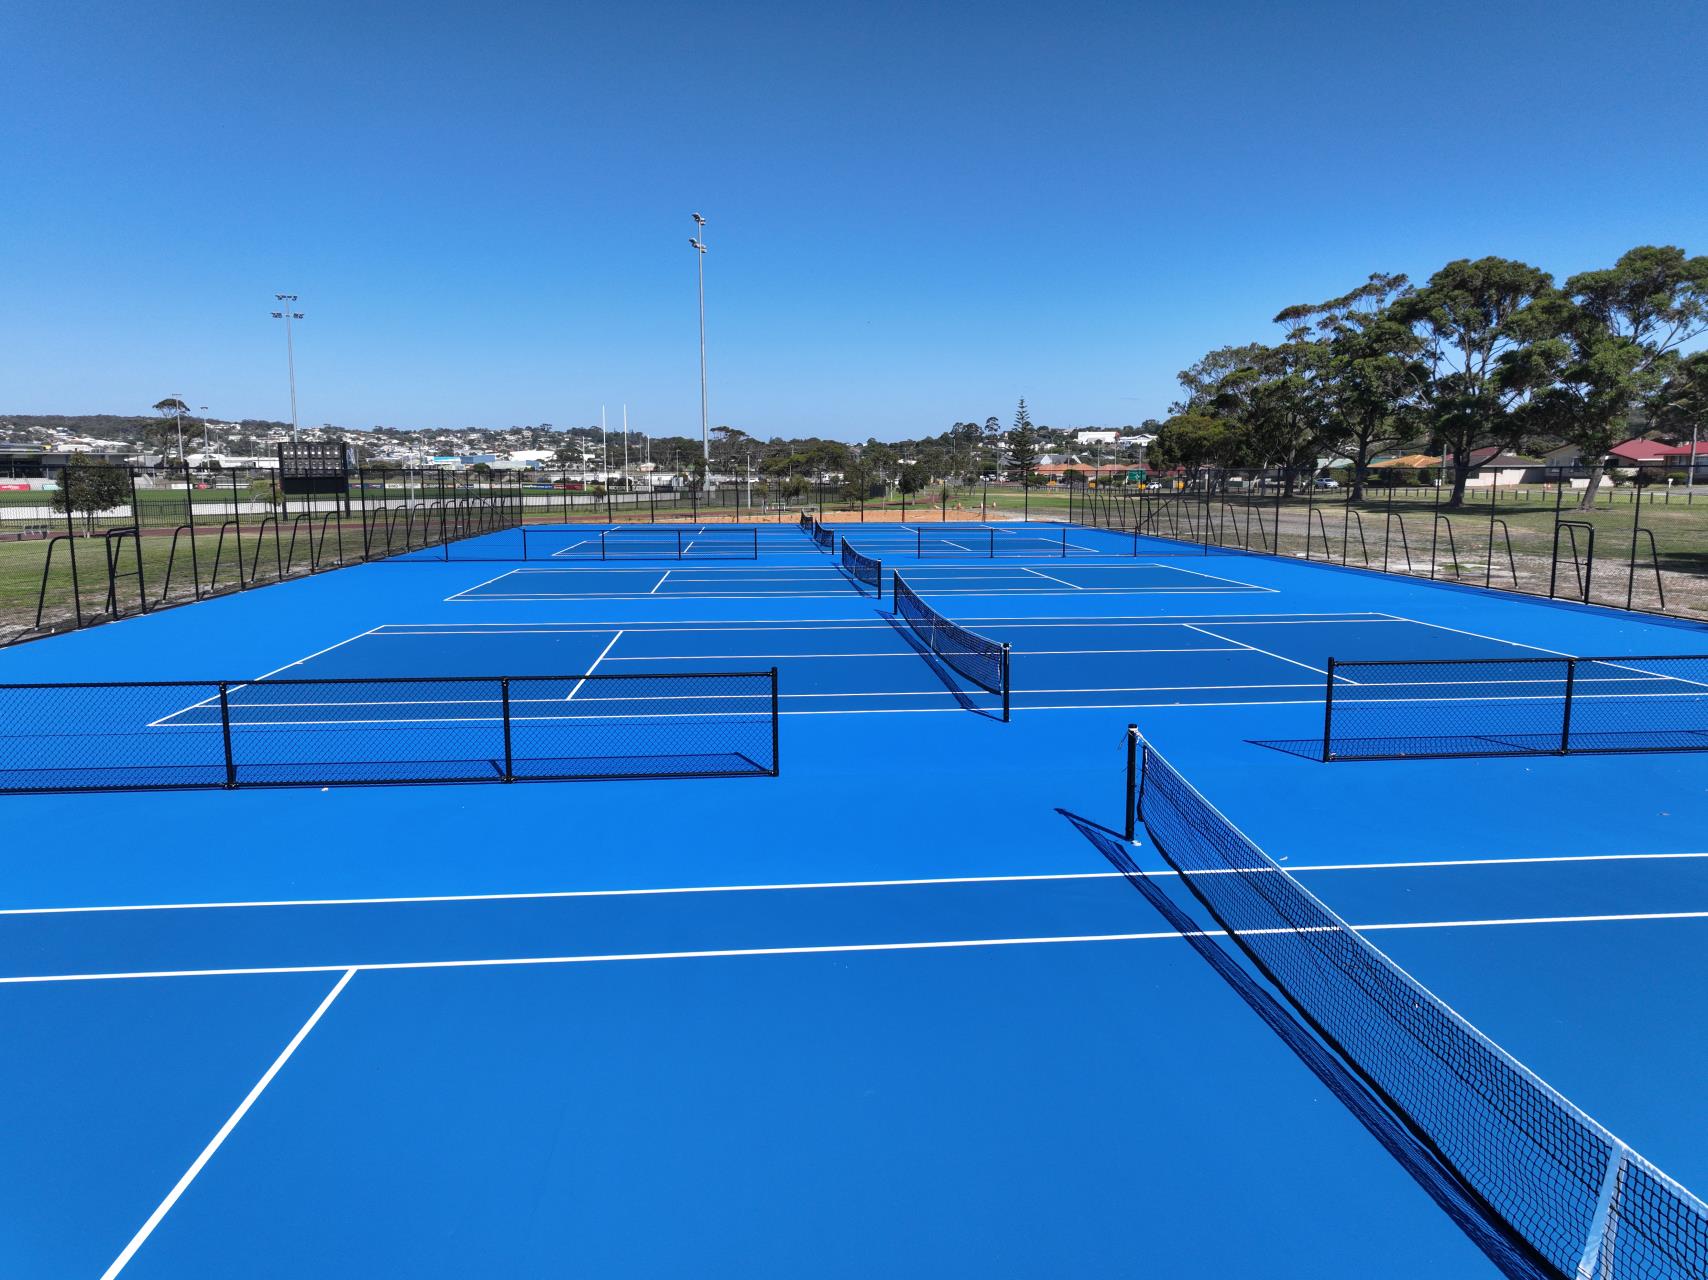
[1067,468,1708,623]
[1,465,815,648]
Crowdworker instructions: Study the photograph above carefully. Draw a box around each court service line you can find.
[14,909,1708,988]
[146,627,384,728]
[1021,566,1081,589]
[17,850,1704,918]
[565,631,625,701]
[1380,612,1575,658]
[1155,562,1278,593]
[100,968,357,1279]
[443,569,526,601]
[1182,624,1330,676]
[598,647,1251,660]
[374,612,1389,629]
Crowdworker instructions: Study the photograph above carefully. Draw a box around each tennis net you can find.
[810,519,835,552]
[893,575,1010,720]
[1322,655,1708,761]
[1128,735,1708,1280]
[0,671,781,792]
[839,540,883,595]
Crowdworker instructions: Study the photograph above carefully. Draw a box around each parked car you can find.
[1314,478,1340,490]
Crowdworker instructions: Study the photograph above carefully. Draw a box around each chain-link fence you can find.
[1066,468,1708,623]
[0,669,779,792]
[2,465,842,646]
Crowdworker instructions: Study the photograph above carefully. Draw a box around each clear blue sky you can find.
[4,0,1705,440]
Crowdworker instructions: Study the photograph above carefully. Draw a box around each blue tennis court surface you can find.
[3,518,1706,1277]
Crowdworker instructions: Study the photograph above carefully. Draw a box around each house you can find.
[1073,429,1119,445]
[1446,447,1546,487]
[1594,437,1708,480]
[1606,437,1673,467]
[1655,441,1708,481]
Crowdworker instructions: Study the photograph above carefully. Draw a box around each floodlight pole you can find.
[270,294,304,441]
[690,214,709,495]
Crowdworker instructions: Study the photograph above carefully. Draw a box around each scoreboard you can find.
[277,441,351,495]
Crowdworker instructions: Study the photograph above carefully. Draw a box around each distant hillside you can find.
[0,414,292,442]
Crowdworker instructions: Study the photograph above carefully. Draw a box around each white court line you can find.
[1182,624,1330,676]
[443,569,528,602]
[649,571,671,594]
[15,850,1704,918]
[545,538,596,556]
[447,587,1266,601]
[1377,612,1574,657]
[778,699,1330,715]
[147,627,383,728]
[775,683,1321,698]
[503,566,843,575]
[565,631,624,701]
[372,612,1390,630]
[1021,566,1081,589]
[598,647,1251,660]
[1153,562,1279,593]
[1587,658,1708,691]
[100,968,356,1279]
[16,909,1708,988]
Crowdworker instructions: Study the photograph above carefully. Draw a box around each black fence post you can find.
[501,677,515,780]
[770,667,781,776]
[1124,724,1139,841]
[218,681,237,787]
[1559,658,1576,755]
[1321,657,1337,762]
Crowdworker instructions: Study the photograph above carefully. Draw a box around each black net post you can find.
[1559,658,1576,755]
[218,681,237,787]
[1001,643,1011,721]
[770,667,781,776]
[1124,724,1139,841]
[1322,657,1337,761]
[501,677,514,780]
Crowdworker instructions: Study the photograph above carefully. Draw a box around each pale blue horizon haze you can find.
[3,0,1705,441]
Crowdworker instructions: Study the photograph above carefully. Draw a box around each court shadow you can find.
[881,611,1003,722]
[1248,738,1327,761]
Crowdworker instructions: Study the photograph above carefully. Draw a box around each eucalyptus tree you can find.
[1295,274,1429,502]
[1504,246,1708,508]
[1146,410,1245,476]
[1392,257,1553,506]
[1653,351,1708,480]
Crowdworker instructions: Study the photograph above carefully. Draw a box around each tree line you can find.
[1147,246,1708,508]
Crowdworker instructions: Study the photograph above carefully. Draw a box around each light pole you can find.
[270,294,304,440]
[689,214,709,496]
[199,406,210,458]
[173,394,186,463]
